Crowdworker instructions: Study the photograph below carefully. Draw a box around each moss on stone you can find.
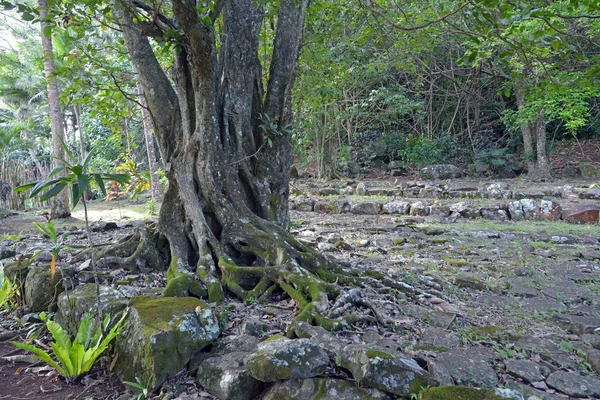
[365,349,394,360]
[445,259,472,267]
[420,386,505,400]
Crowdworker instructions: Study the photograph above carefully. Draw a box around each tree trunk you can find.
[136,80,163,203]
[38,0,70,218]
[115,0,342,325]
[514,85,551,180]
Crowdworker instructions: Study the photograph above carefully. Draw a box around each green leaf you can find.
[40,182,67,202]
[93,174,106,196]
[11,341,66,376]
[82,149,95,171]
[43,25,52,38]
[71,183,80,207]
[101,173,130,185]
[77,174,89,199]
[30,179,61,197]
[46,320,72,353]
[13,182,38,193]
[48,166,67,178]
[51,341,75,376]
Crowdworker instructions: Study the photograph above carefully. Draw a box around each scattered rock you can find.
[553,314,600,334]
[420,328,461,350]
[245,338,329,382]
[546,370,600,398]
[263,378,391,400]
[339,344,439,396]
[295,198,315,212]
[382,201,411,215]
[504,359,544,383]
[435,347,497,388]
[196,352,264,400]
[410,201,429,216]
[520,297,566,312]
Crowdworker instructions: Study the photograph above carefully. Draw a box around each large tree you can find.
[115,0,342,321]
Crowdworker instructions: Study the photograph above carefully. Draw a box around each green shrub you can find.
[12,311,127,380]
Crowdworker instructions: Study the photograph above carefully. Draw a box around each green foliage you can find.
[124,376,153,400]
[115,159,150,199]
[14,137,130,206]
[31,219,87,278]
[472,148,516,176]
[397,134,459,169]
[0,266,17,309]
[146,198,157,216]
[11,311,127,379]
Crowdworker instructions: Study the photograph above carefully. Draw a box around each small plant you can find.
[0,266,16,309]
[124,376,153,400]
[146,198,157,216]
[11,311,127,380]
[31,219,86,278]
[2,231,22,241]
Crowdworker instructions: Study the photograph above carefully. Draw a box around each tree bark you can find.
[136,80,163,203]
[115,0,342,325]
[514,85,551,180]
[38,0,70,218]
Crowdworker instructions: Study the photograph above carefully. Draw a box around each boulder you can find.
[382,201,411,215]
[409,202,429,216]
[339,344,438,396]
[520,199,538,219]
[504,360,544,383]
[295,198,315,212]
[419,328,461,351]
[263,378,391,400]
[24,264,75,312]
[196,352,264,400]
[115,296,221,390]
[55,284,135,335]
[350,202,381,215]
[245,338,329,382]
[421,165,462,180]
[507,201,523,220]
[356,182,367,196]
[578,163,600,178]
[0,246,15,260]
[538,199,562,221]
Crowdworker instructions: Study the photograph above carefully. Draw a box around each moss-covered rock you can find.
[420,386,506,400]
[24,264,75,312]
[3,259,31,287]
[263,378,391,400]
[163,256,207,298]
[55,284,133,335]
[245,338,329,382]
[339,344,439,396]
[0,246,16,260]
[114,296,221,390]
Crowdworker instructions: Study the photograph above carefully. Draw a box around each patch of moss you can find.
[445,259,471,267]
[420,386,505,400]
[129,296,209,332]
[365,349,394,360]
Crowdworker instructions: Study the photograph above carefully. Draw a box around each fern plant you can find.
[11,310,127,379]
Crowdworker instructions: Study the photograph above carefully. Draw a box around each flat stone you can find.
[508,282,539,298]
[294,322,348,360]
[295,198,315,212]
[420,328,461,350]
[553,314,600,334]
[546,370,600,397]
[541,280,589,304]
[514,336,560,354]
[478,295,519,309]
[246,338,329,382]
[435,347,497,388]
[520,297,566,312]
[426,311,456,329]
[454,274,486,291]
[581,187,600,199]
[505,381,563,400]
[263,378,391,400]
[504,359,544,383]
[340,344,439,396]
[563,204,600,224]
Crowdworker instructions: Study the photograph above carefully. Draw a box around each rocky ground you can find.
[0,175,600,399]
